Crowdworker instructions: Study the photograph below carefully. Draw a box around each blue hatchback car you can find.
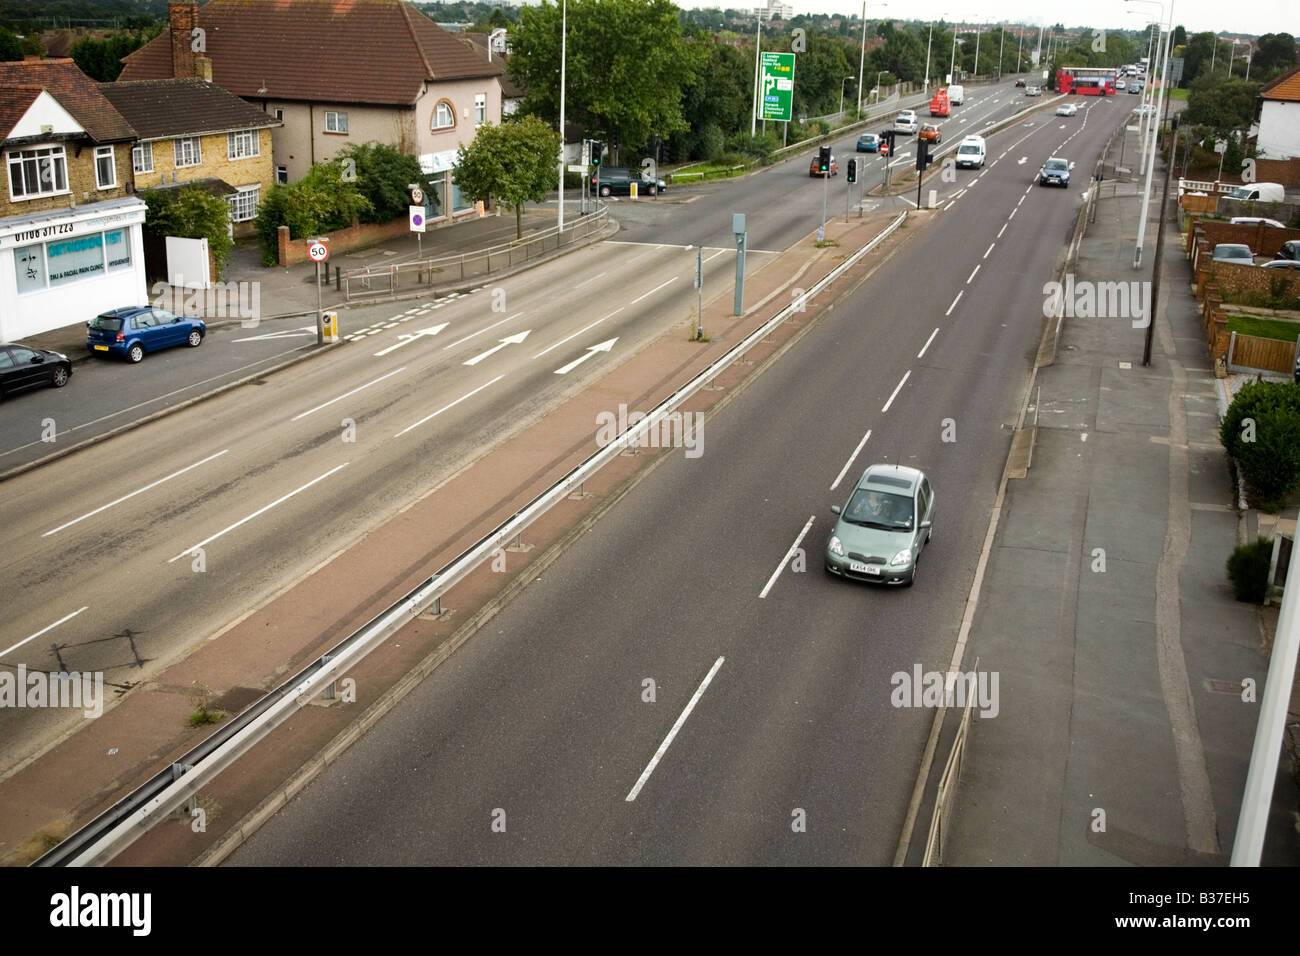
[87,306,206,363]
[856,133,881,153]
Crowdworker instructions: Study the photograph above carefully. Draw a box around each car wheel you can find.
[187,329,202,347]
[599,185,611,197]
[51,366,69,388]
[903,562,916,588]
[127,343,144,363]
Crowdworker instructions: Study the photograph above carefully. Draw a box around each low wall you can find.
[1255,157,1300,188]
[277,217,411,267]
[1186,218,1300,256]
[1194,256,1300,299]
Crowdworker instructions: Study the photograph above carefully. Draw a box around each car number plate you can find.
[93,344,109,351]
[850,561,879,575]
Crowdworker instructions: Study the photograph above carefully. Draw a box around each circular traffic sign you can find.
[308,241,329,262]
[880,143,890,156]
[411,213,424,227]
[411,186,424,204]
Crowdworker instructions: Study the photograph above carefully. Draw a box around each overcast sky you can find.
[670,0,1297,39]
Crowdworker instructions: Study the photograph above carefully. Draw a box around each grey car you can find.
[1211,243,1254,264]
[825,464,935,587]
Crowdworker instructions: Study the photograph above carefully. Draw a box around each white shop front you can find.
[0,196,148,341]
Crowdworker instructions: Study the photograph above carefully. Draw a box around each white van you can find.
[1227,183,1285,203]
[955,135,985,169]
[948,84,965,105]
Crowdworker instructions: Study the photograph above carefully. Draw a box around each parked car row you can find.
[1210,240,1300,269]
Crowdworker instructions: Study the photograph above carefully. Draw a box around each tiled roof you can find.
[98,78,279,140]
[143,177,238,197]
[0,86,42,141]
[0,58,135,143]
[119,0,503,106]
[1261,65,1300,102]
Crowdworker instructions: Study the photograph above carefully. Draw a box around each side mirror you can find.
[830,504,842,515]
[920,519,932,530]
[30,354,44,363]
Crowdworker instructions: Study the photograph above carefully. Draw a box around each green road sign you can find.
[760,52,795,122]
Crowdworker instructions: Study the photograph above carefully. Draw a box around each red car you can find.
[809,154,839,177]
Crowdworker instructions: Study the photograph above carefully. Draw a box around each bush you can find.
[1220,381,1300,507]
[1226,538,1273,602]
[337,142,440,224]
[700,124,726,162]
[143,187,234,280]
[254,159,371,265]
[725,131,781,161]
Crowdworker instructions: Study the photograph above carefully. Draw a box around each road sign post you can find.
[732,214,746,316]
[693,246,704,340]
[308,239,330,344]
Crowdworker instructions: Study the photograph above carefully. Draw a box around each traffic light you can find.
[846,159,857,183]
[879,130,894,157]
[915,139,933,173]
[590,140,604,166]
[818,145,831,173]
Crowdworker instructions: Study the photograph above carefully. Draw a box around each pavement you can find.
[18,205,573,365]
[940,112,1300,865]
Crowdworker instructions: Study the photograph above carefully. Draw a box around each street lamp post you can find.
[924,20,935,92]
[998,23,1004,78]
[949,30,958,85]
[1016,27,1023,74]
[1227,40,1240,77]
[840,76,854,122]
[557,0,566,232]
[973,23,981,80]
[855,2,886,119]
[750,7,765,137]
[874,69,887,103]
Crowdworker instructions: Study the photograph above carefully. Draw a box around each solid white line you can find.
[881,370,911,413]
[997,223,1008,239]
[760,515,817,599]
[532,308,623,359]
[946,291,963,316]
[830,431,872,491]
[983,242,995,259]
[0,606,89,659]
[290,368,406,421]
[630,276,678,305]
[43,450,230,536]
[967,264,980,284]
[571,272,607,290]
[626,655,725,801]
[167,462,350,563]
[393,375,504,438]
[917,327,940,359]
[442,312,522,350]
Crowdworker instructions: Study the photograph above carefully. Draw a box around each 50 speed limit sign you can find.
[308,241,329,262]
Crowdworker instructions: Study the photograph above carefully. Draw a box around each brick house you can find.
[119,0,506,224]
[0,58,147,341]
[98,78,281,238]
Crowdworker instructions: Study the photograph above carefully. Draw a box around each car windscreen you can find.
[842,489,915,530]
[958,146,979,155]
[1045,161,1068,171]
[89,315,123,331]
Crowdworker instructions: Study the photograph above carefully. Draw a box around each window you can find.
[325,111,348,133]
[228,130,259,160]
[474,93,486,125]
[276,165,288,184]
[174,137,201,168]
[228,184,260,222]
[432,101,455,130]
[47,233,105,287]
[7,146,68,200]
[132,142,153,174]
[272,108,284,121]
[95,146,116,189]
[13,245,44,292]
[105,229,130,271]
[0,349,12,370]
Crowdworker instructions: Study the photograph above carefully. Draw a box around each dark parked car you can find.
[87,306,206,363]
[0,343,71,395]
[1275,240,1300,262]
[591,166,665,197]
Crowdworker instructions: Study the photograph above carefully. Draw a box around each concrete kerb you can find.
[2,219,621,483]
[192,214,921,867]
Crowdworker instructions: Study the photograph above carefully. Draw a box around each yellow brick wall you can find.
[131,127,275,194]
[0,142,133,218]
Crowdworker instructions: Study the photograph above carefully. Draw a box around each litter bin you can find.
[322,310,340,344]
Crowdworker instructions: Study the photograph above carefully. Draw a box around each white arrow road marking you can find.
[1017,156,1027,165]
[443,312,523,350]
[463,330,532,366]
[554,338,617,375]
[373,323,448,357]
[231,325,317,343]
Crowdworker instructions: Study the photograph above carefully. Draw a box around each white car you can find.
[1132,104,1156,117]
[1056,103,1078,116]
[1025,85,1042,96]
[1116,79,1127,91]
[894,109,918,134]
[955,135,986,168]
[1231,216,1286,229]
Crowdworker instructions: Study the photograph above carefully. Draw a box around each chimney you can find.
[169,0,198,80]
[194,55,212,82]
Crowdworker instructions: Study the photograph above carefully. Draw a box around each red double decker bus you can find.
[1056,67,1118,95]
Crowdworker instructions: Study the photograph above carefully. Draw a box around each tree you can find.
[453,115,561,239]
[336,141,440,223]
[0,26,40,61]
[70,29,157,82]
[254,160,371,265]
[143,186,235,280]
[1254,33,1297,77]
[1172,25,1186,48]
[1185,75,1259,141]
[508,0,706,160]
[488,6,508,28]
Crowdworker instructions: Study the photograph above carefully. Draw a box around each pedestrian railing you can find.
[341,205,609,302]
[921,658,980,867]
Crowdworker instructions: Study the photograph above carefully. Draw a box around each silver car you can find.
[825,464,935,587]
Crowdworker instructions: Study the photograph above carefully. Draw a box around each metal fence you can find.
[922,658,980,867]
[342,205,609,302]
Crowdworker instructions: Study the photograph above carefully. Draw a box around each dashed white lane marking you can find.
[625,656,726,801]
[946,291,963,316]
[760,517,817,599]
